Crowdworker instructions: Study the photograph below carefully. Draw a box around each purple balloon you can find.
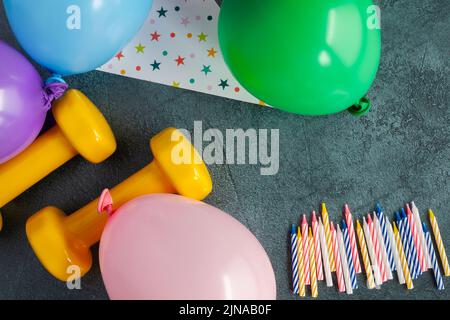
[0,41,47,164]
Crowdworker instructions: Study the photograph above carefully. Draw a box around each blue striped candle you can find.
[290,224,299,294]
[342,220,358,289]
[395,211,414,278]
[376,204,395,271]
[401,209,421,279]
[423,223,444,290]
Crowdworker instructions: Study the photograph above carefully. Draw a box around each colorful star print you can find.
[115,52,124,60]
[181,17,191,27]
[201,65,212,75]
[151,31,161,41]
[135,43,145,53]
[198,32,208,42]
[207,47,217,57]
[157,7,168,17]
[218,79,229,90]
[175,55,185,66]
[151,60,161,71]
[100,0,263,107]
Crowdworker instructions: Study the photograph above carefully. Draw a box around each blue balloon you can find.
[4,0,153,76]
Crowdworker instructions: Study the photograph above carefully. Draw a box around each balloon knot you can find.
[348,97,371,116]
[42,74,69,111]
[98,189,115,216]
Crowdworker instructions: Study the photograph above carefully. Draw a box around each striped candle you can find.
[393,222,414,290]
[423,222,445,290]
[337,224,353,295]
[396,211,414,279]
[411,201,431,269]
[290,224,299,294]
[401,209,421,278]
[321,203,336,272]
[406,204,426,274]
[308,228,318,298]
[344,204,362,274]
[331,222,346,292]
[367,214,387,282]
[429,209,450,276]
[301,215,311,285]
[296,227,306,297]
[319,218,333,287]
[356,220,376,289]
[342,220,358,289]
[386,219,405,284]
[363,217,383,286]
[376,204,395,271]
[311,211,324,281]
[374,213,393,280]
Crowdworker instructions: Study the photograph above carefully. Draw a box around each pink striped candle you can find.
[406,204,426,272]
[301,215,311,285]
[367,214,387,282]
[312,211,324,281]
[344,204,362,274]
[331,222,346,293]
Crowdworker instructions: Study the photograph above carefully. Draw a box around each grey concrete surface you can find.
[0,0,449,300]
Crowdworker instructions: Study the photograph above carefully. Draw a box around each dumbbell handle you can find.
[64,161,176,247]
[0,126,77,208]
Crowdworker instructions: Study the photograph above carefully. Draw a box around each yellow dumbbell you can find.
[0,89,116,221]
[26,128,213,281]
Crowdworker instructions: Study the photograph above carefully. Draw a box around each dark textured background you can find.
[0,0,449,300]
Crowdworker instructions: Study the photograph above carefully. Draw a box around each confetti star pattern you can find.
[201,65,212,75]
[207,47,217,57]
[151,60,161,71]
[175,55,185,66]
[157,7,168,17]
[198,32,208,42]
[135,43,145,53]
[150,31,161,41]
[115,52,124,60]
[218,79,229,90]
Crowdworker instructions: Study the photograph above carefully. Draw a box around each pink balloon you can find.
[99,194,276,300]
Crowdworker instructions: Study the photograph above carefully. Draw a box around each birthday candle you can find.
[321,203,336,272]
[301,215,311,285]
[297,227,306,297]
[331,222,346,292]
[344,204,362,274]
[429,209,450,276]
[308,228,318,298]
[401,208,421,278]
[386,219,405,284]
[363,217,382,287]
[411,201,431,269]
[396,211,414,279]
[311,211,324,281]
[376,204,395,271]
[406,204,426,273]
[290,224,299,295]
[342,220,358,289]
[319,218,333,287]
[367,214,387,282]
[393,222,414,290]
[337,224,353,295]
[356,220,376,289]
[374,213,393,280]
[423,223,445,289]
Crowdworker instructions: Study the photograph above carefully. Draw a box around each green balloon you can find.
[218,0,381,116]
